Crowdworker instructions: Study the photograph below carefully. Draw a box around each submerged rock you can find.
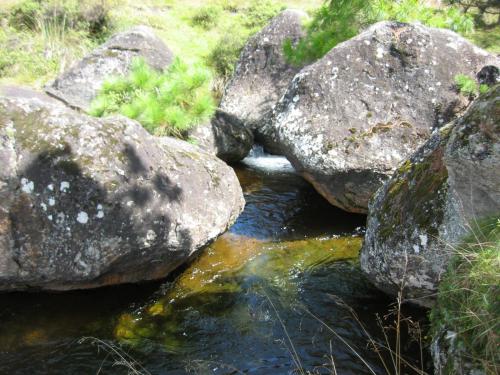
[220,9,306,152]
[271,21,498,213]
[188,109,254,163]
[46,26,173,111]
[0,88,244,291]
[360,85,500,307]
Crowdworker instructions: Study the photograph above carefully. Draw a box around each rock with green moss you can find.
[0,86,244,291]
[271,21,498,213]
[45,26,174,112]
[220,9,306,153]
[360,85,500,307]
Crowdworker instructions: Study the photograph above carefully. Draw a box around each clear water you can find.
[0,161,430,375]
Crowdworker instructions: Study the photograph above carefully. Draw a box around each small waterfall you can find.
[241,145,295,173]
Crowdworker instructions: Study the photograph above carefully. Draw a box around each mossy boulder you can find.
[360,85,500,307]
[220,9,306,153]
[45,26,174,112]
[270,21,498,213]
[0,86,244,291]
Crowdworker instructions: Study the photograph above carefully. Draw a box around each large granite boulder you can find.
[220,9,306,152]
[46,26,173,112]
[0,87,244,291]
[360,85,500,307]
[188,109,254,163]
[271,21,498,213]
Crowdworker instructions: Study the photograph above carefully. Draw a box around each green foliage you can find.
[8,0,112,40]
[208,34,245,80]
[284,0,474,66]
[8,0,41,30]
[430,218,500,374]
[454,73,490,97]
[284,0,369,66]
[90,58,215,138]
[190,5,222,29]
[455,73,479,96]
[240,0,285,30]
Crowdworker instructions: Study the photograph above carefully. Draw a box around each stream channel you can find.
[0,148,429,374]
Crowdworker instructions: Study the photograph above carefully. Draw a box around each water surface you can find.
[0,157,428,374]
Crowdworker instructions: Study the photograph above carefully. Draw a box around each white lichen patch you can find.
[143,229,157,248]
[77,211,89,224]
[21,178,34,194]
[419,234,428,248]
[376,46,385,59]
[60,181,70,192]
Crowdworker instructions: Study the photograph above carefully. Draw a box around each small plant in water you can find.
[90,58,215,138]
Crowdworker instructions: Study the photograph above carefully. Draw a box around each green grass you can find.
[454,73,490,97]
[284,0,476,66]
[0,0,322,89]
[89,57,215,137]
[430,218,500,374]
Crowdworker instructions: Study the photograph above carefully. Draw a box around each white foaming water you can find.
[241,145,295,173]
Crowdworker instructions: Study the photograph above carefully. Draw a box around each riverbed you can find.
[0,152,429,374]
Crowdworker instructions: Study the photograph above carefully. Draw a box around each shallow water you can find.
[0,161,429,375]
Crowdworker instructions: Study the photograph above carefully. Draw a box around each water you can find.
[0,157,430,374]
[241,145,295,174]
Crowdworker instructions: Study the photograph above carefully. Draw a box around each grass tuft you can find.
[430,218,500,374]
[190,5,222,29]
[454,73,491,98]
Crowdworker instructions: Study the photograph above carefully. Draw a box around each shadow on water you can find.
[0,161,431,375]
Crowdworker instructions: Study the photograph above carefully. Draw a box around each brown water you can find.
[0,162,430,374]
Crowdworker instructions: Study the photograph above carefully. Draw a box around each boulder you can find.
[0,88,244,291]
[45,26,174,111]
[188,109,254,163]
[219,9,306,152]
[360,85,500,307]
[271,21,498,213]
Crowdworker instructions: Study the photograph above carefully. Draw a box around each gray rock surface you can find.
[431,329,486,375]
[271,21,498,213]
[46,26,174,111]
[220,9,306,152]
[0,88,244,291]
[360,85,500,307]
[188,109,254,163]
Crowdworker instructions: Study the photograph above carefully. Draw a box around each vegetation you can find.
[454,73,490,97]
[430,218,500,374]
[284,0,475,66]
[445,0,499,25]
[0,0,498,136]
[90,58,215,137]
[190,5,222,29]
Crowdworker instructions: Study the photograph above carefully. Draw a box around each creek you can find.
[0,149,429,374]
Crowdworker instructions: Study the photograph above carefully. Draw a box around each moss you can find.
[397,160,412,174]
[375,132,449,242]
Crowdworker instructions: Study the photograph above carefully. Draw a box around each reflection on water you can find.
[0,163,429,374]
